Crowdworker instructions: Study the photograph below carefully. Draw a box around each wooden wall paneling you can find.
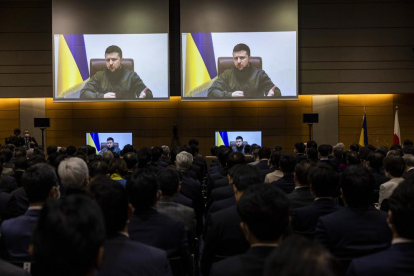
[0,99,20,142]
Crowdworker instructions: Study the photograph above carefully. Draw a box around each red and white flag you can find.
[393,107,400,145]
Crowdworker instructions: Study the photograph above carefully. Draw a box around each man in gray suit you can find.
[157,168,196,234]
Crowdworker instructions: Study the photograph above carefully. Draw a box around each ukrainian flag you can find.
[359,112,368,147]
[87,133,100,152]
[184,33,217,97]
[216,131,229,147]
[57,34,89,97]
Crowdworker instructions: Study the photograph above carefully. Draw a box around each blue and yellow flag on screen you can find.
[216,131,229,147]
[184,33,217,97]
[57,34,89,97]
[359,112,368,147]
[87,133,100,152]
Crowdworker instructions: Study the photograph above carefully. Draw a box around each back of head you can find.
[402,154,414,168]
[264,235,341,276]
[366,144,376,152]
[121,144,135,156]
[376,145,388,157]
[269,151,282,168]
[349,143,360,152]
[176,151,193,171]
[295,160,315,186]
[237,184,289,242]
[384,155,405,178]
[346,151,360,166]
[309,164,339,197]
[233,165,262,191]
[27,155,47,168]
[389,178,414,239]
[210,146,218,156]
[150,147,161,162]
[318,145,329,157]
[22,163,58,204]
[86,145,96,156]
[340,165,374,206]
[32,195,105,276]
[294,142,305,154]
[403,139,413,148]
[126,168,159,212]
[258,147,271,159]
[14,156,28,170]
[73,151,88,163]
[123,152,138,170]
[58,157,89,190]
[47,145,58,156]
[88,176,128,238]
[157,168,180,197]
[66,146,77,156]
[306,147,318,161]
[403,145,414,155]
[189,138,199,146]
[217,147,232,167]
[109,158,127,176]
[227,151,245,169]
[15,146,27,158]
[161,145,170,157]
[279,153,296,173]
[306,140,317,150]
[88,160,109,179]
[190,144,199,157]
[387,149,403,158]
[3,148,13,162]
[368,152,384,170]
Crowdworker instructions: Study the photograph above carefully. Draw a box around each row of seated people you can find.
[0,138,413,275]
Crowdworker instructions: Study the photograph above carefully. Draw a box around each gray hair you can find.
[334,143,345,151]
[161,145,170,156]
[403,154,414,167]
[58,157,89,189]
[176,151,193,171]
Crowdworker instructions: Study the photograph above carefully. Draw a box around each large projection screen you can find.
[180,0,298,101]
[52,0,169,102]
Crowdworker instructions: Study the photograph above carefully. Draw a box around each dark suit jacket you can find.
[160,156,172,166]
[0,190,19,222]
[201,205,249,276]
[156,159,168,168]
[318,159,339,172]
[173,193,193,208]
[255,159,270,171]
[23,136,38,148]
[295,153,307,164]
[204,197,236,239]
[1,208,41,261]
[315,205,392,259]
[212,176,229,190]
[271,173,295,194]
[346,242,414,276]
[403,169,414,180]
[97,234,173,276]
[210,246,276,276]
[369,168,388,190]
[287,186,315,209]
[0,174,17,193]
[180,172,204,235]
[261,167,275,180]
[210,185,234,202]
[0,258,30,276]
[157,197,195,233]
[291,198,342,239]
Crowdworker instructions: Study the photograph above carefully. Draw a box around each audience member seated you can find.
[2,148,15,175]
[346,178,414,276]
[58,157,89,196]
[264,151,283,183]
[0,156,17,193]
[88,160,109,183]
[210,151,245,192]
[210,184,289,276]
[201,165,262,276]
[109,158,128,187]
[157,168,196,234]
[0,163,59,261]
[209,147,231,178]
[366,152,388,203]
[287,160,315,209]
[291,164,341,239]
[190,144,205,180]
[12,156,27,188]
[318,144,338,171]
[315,166,392,260]
[264,235,342,276]
[346,150,361,167]
[379,155,405,208]
[126,168,191,274]
[306,147,319,163]
[270,153,296,194]
[31,194,105,276]
[294,142,307,164]
[247,148,260,166]
[88,176,173,276]
[402,153,414,180]
[254,147,271,170]
[161,145,172,166]
[0,184,19,224]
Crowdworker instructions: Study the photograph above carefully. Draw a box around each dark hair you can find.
[86,145,96,156]
[306,147,318,161]
[233,44,250,56]
[47,145,58,156]
[14,128,21,135]
[107,137,114,142]
[349,143,360,152]
[366,144,376,152]
[306,141,317,149]
[88,160,109,179]
[73,151,88,163]
[390,144,402,151]
[105,45,122,58]
[27,155,47,168]
[309,164,339,197]
[368,152,384,170]
[264,236,341,276]
[218,147,232,167]
[273,145,283,152]
[123,152,138,170]
[403,146,414,156]
[235,136,243,141]
[269,151,282,169]
[389,178,414,239]
[32,195,105,276]
[318,145,329,157]
[66,146,77,156]
[340,166,374,206]
[189,138,199,146]
[295,142,306,154]
[190,144,199,156]
[210,146,218,156]
[14,147,27,158]
[22,163,57,203]
[77,146,88,155]
[358,147,371,161]
[347,151,360,166]
[258,147,271,159]
[387,149,403,157]
[233,165,262,191]
[14,156,28,170]
[89,176,128,238]
[238,184,289,241]
[33,148,46,158]
[126,168,159,212]
[2,148,13,162]
[295,160,314,186]
[376,146,388,156]
[384,156,405,177]
[121,144,135,156]
[109,158,127,176]
[279,153,296,173]
[227,151,245,169]
[150,147,161,162]
[157,168,180,197]
[403,139,413,147]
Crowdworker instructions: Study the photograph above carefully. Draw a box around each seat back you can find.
[89,59,134,78]
[217,57,262,76]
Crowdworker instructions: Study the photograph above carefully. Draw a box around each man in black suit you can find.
[126,168,191,275]
[291,164,341,239]
[201,165,262,276]
[346,178,414,276]
[366,152,388,203]
[254,147,271,171]
[88,176,173,276]
[315,166,392,260]
[208,147,232,192]
[270,153,296,194]
[402,153,414,180]
[287,160,315,209]
[210,184,290,276]
[0,159,18,193]
[294,142,307,164]
[22,129,38,149]
[1,163,59,261]
[318,144,338,171]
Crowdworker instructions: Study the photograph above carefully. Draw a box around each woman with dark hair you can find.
[109,158,128,187]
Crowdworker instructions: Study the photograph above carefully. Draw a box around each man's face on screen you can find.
[233,50,250,71]
[107,140,114,148]
[105,52,121,72]
[236,139,243,147]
